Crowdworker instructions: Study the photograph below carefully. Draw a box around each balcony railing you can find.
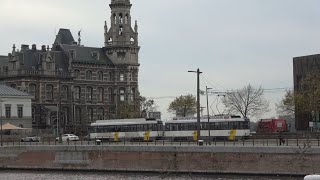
[0,70,71,77]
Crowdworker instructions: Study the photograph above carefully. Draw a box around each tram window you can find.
[221,122,228,130]
[215,123,221,130]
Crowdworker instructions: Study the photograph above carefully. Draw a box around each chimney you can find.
[21,44,29,51]
[32,44,37,50]
[41,45,46,51]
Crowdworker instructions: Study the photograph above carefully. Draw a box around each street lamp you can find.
[188,68,202,142]
[206,86,212,138]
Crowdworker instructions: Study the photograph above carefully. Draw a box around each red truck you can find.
[256,119,288,134]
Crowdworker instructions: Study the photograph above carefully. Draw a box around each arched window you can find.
[113,13,117,24]
[120,88,126,102]
[97,87,104,102]
[29,83,37,98]
[62,107,69,125]
[75,107,81,123]
[119,13,123,24]
[61,85,69,100]
[74,86,81,100]
[97,71,103,81]
[46,84,53,100]
[130,88,136,101]
[125,14,129,24]
[108,37,113,45]
[74,69,80,79]
[97,107,104,120]
[130,37,135,44]
[86,86,93,101]
[87,107,93,122]
[86,70,92,80]
[120,72,124,82]
[108,87,113,103]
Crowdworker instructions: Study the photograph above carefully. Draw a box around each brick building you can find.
[0,0,140,133]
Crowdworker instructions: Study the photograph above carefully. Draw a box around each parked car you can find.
[21,136,40,142]
[56,134,79,141]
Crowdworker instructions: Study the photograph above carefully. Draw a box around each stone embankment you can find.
[0,145,318,176]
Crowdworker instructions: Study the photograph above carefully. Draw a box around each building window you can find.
[74,69,80,79]
[18,106,23,118]
[98,71,103,81]
[29,83,37,98]
[120,88,125,102]
[97,107,104,120]
[74,86,81,100]
[5,106,11,118]
[87,107,93,122]
[108,88,113,103]
[75,107,81,123]
[109,72,114,81]
[86,86,93,101]
[62,107,69,125]
[97,87,104,102]
[61,85,69,100]
[46,84,53,100]
[86,70,92,80]
[120,72,124,82]
[46,63,51,70]
[130,88,136,102]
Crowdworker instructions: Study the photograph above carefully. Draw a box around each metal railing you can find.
[1,136,320,147]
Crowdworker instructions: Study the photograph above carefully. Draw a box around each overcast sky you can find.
[1,0,320,121]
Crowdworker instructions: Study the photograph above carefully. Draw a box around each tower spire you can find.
[104,0,139,65]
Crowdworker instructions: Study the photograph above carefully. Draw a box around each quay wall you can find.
[0,145,319,175]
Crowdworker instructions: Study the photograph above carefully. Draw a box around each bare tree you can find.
[222,84,269,118]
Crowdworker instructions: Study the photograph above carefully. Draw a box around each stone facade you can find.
[0,0,140,133]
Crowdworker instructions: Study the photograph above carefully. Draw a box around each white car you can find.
[21,136,40,142]
[56,134,79,141]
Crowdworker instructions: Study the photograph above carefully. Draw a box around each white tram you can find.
[164,116,251,141]
[90,118,163,141]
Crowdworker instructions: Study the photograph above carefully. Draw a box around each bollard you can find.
[198,140,204,146]
[96,139,101,145]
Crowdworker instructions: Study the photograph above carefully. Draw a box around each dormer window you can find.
[91,51,100,60]
[69,49,76,59]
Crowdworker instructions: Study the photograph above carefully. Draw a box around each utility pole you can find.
[188,68,202,141]
[0,99,3,146]
[206,86,212,138]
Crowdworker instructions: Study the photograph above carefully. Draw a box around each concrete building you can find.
[293,54,320,131]
[0,84,33,128]
[0,0,140,133]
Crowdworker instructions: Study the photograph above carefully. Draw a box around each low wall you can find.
[0,145,319,175]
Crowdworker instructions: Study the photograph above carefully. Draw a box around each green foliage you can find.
[276,90,295,117]
[168,94,196,117]
[117,96,158,119]
[295,73,320,114]
[118,102,139,119]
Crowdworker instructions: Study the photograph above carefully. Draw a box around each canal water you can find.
[0,170,301,180]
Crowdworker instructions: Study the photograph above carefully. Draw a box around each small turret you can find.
[134,20,138,33]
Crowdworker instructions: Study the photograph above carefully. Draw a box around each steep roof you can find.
[54,29,76,45]
[60,44,114,65]
[0,84,32,97]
